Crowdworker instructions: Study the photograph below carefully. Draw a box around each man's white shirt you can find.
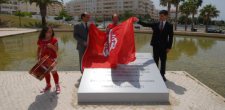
[159,20,166,29]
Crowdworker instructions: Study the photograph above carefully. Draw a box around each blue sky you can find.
[63,0,224,21]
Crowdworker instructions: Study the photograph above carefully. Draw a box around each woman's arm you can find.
[47,42,58,52]
[37,45,41,60]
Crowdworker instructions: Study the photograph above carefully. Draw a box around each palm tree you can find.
[19,0,63,27]
[190,0,203,31]
[180,1,197,31]
[199,14,207,25]
[0,0,10,25]
[199,4,220,32]
[160,0,172,22]
[179,2,191,31]
[172,0,184,31]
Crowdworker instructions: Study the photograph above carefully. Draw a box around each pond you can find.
[0,32,225,98]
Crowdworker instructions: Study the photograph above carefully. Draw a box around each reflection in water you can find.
[177,38,198,58]
[134,33,152,53]
[60,33,70,45]
[0,32,225,98]
[0,32,79,71]
[0,33,38,70]
[167,37,182,61]
[197,39,216,50]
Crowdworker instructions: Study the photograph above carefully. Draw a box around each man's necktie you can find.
[160,22,163,33]
[85,23,89,32]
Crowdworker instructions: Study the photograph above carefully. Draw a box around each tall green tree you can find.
[145,13,151,21]
[59,8,67,17]
[199,4,220,32]
[138,14,145,21]
[198,16,204,24]
[78,17,82,22]
[19,0,63,27]
[120,10,133,22]
[179,0,197,31]
[193,17,198,25]
[172,0,184,30]
[160,0,172,22]
[179,1,191,31]
[177,16,192,25]
[190,0,203,31]
[178,15,186,24]
[65,16,72,21]
[0,0,10,25]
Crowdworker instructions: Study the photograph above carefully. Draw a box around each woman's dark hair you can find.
[159,10,168,16]
[38,26,55,40]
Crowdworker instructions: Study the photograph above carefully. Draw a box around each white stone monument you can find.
[78,53,169,102]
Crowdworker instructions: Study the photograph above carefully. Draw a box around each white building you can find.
[1,0,63,15]
[1,0,40,14]
[66,0,157,21]
[169,9,182,20]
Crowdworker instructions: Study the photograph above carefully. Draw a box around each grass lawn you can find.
[0,15,74,29]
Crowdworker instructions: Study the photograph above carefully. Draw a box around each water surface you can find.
[0,32,225,97]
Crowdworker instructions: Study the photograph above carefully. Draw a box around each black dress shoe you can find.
[162,76,167,81]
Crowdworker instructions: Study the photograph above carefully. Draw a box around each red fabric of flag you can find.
[82,17,138,71]
[108,24,118,29]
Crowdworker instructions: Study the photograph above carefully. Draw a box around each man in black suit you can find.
[73,12,90,74]
[136,10,173,81]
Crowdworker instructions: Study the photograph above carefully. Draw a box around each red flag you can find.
[108,24,118,29]
[82,17,138,71]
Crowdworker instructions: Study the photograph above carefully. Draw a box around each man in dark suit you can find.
[73,12,90,74]
[136,10,173,81]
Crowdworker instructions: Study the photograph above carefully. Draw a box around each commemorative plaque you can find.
[78,53,169,102]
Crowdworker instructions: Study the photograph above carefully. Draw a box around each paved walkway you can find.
[0,28,37,38]
[0,71,224,110]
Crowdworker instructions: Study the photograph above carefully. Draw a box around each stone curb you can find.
[0,30,37,38]
[0,28,224,38]
[40,29,225,38]
[170,71,225,102]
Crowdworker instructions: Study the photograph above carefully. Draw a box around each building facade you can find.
[47,4,63,16]
[154,9,160,21]
[1,0,40,14]
[63,5,67,11]
[66,0,157,21]
[1,0,63,16]
[169,9,182,20]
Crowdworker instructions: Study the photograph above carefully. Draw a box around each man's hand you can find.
[106,28,110,33]
[83,41,88,46]
[166,49,170,53]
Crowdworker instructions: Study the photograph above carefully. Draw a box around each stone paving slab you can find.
[0,30,37,38]
[0,71,224,110]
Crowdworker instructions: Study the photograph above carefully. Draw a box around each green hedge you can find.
[13,11,32,18]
